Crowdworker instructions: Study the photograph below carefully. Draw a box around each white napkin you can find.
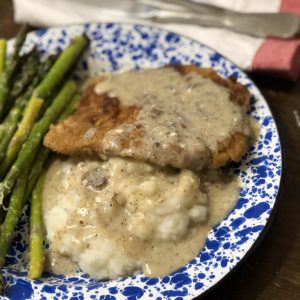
[13,0,300,79]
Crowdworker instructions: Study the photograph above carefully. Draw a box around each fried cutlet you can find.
[44,65,251,170]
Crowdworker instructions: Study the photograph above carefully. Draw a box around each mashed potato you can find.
[43,157,208,279]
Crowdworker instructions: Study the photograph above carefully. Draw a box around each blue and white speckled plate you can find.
[2,23,282,300]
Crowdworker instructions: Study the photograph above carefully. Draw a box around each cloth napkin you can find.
[13,0,300,80]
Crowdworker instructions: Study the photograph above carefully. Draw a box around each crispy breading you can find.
[44,81,141,156]
[209,132,249,168]
[44,65,251,170]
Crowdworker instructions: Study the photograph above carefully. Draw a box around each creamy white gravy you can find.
[43,156,240,278]
[94,68,250,170]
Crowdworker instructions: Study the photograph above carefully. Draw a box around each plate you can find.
[3,23,282,300]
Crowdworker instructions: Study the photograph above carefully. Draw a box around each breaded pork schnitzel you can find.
[44,65,251,170]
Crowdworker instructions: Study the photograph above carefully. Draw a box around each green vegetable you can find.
[9,48,40,101]
[0,36,88,176]
[0,55,56,165]
[59,93,80,119]
[0,80,77,205]
[0,25,28,120]
[0,166,30,268]
[28,171,45,279]
[25,147,49,201]
[5,24,28,75]
[25,93,80,199]
[0,98,44,179]
[0,108,22,166]
[32,36,88,99]
[0,40,6,74]
[0,75,9,120]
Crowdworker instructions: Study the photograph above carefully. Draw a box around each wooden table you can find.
[1,0,300,299]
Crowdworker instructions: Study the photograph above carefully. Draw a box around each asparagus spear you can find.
[32,35,88,100]
[0,166,30,268]
[0,98,44,179]
[59,93,80,120]
[0,56,56,164]
[5,24,28,75]
[28,171,45,279]
[0,77,8,121]
[0,163,37,297]
[0,54,56,139]
[9,48,40,101]
[25,93,80,199]
[0,86,78,280]
[0,25,28,120]
[0,80,77,205]
[25,147,49,201]
[0,40,6,74]
[0,108,22,163]
[27,93,80,278]
[12,54,57,112]
[0,36,88,175]
[0,71,47,221]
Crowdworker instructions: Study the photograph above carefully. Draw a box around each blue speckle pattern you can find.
[2,23,282,299]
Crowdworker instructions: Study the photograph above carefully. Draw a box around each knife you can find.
[95,0,300,39]
[144,0,300,39]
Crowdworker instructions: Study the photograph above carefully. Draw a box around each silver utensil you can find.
[94,0,300,38]
[145,0,300,39]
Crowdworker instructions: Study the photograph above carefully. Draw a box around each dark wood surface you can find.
[1,0,300,299]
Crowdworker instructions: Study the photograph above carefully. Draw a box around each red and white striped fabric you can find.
[253,0,300,80]
[13,0,300,79]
